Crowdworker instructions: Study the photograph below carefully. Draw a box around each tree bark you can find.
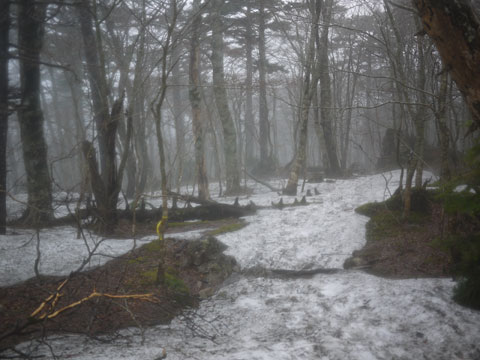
[284,0,322,195]
[210,0,241,194]
[319,0,340,177]
[258,0,274,174]
[413,0,480,130]
[172,49,185,191]
[77,0,128,233]
[77,0,109,177]
[436,70,451,181]
[414,19,427,189]
[189,0,210,200]
[244,4,255,169]
[17,0,53,225]
[0,0,9,234]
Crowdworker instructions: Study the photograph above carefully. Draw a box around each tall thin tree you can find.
[0,0,9,234]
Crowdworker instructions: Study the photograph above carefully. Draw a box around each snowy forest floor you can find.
[0,218,243,350]
[1,170,479,359]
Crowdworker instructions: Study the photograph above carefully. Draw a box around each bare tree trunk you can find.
[210,0,241,194]
[414,0,480,130]
[436,70,451,181]
[244,4,255,169]
[152,61,169,287]
[319,0,340,176]
[78,0,109,177]
[414,22,427,188]
[258,0,274,174]
[78,0,130,233]
[0,0,9,234]
[172,49,185,191]
[383,0,422,218]
[17,0,53,225]
[340,44,360,172]
[284,0,322,195]
[402,19,427,218]
[189,0,210,200]
[313,86,328,168]
[135,97,150,195]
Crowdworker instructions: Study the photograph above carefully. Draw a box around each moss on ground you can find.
[164,271,190,295]
[355,182,480,309]
[138,269,158,286]
[144,239,164,252]
[357,190,433,244]
[349,188,452,279]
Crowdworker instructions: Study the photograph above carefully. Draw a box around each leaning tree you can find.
[413,0,480,130]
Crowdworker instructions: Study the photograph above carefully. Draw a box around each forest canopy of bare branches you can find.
[1,0,479,228]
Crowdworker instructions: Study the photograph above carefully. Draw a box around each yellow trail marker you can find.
[156,215,168,241]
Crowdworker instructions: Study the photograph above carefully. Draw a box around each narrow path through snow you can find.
[6,171,480,359]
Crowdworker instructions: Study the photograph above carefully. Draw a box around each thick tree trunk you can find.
[414,0,480,130]
[82,95,127,233]
[210,0,241,194]
[0,1,9,234]
[77,0,129,233]
[319,0,341,177]
[189,0,210,200]
[17,0,53,225]
[77,0,109,176]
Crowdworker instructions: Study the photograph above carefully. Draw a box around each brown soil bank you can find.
[344,189,453,278]
[0,218,243,352]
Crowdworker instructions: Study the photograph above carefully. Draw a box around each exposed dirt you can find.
[0,218,242,352]
[344,197,453,278]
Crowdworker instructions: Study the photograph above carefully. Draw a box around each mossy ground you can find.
[353,182,480,309]
[0,217,243,350]
[207,222,247,236]
[350,189,453,278]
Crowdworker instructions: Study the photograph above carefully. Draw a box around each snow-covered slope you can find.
[4,171,480,359]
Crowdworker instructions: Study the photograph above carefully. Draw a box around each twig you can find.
[31,288,156,321]
[34,230,41,278]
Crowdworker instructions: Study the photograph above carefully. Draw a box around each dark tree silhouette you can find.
[414,0,480,130]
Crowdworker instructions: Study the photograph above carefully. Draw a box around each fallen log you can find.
[125,202,256,223]
[242,266,342,279]
[12,201,256,230]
